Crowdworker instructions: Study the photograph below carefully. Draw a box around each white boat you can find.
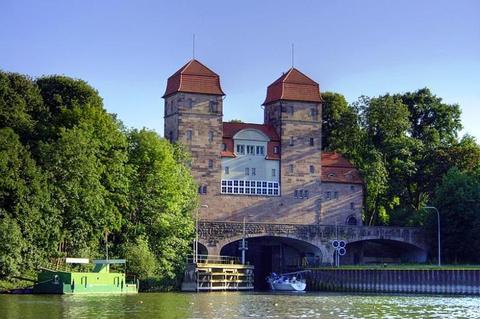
[266,271,309,291]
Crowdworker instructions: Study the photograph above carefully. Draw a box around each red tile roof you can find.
[321,152,363,184]
[163,59,225,98]
[263,68,322,105]
[221,123,280,159]
[223,123,279,140]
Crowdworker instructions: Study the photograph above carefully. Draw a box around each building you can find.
[163,59,363,226]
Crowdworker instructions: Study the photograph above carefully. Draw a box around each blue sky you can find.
[1,0,479,140]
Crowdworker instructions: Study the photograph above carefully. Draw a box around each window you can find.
[222,143,227,151]
[350,185,355,191]
[288,164,294,174]
[188,98,193,108]
[221,179,279,197]
[272,169,276,177]
[326,191,331,199]
[346,215,357,225]
[209,101,216,113]
[303,190,309,199]
[309,138,314,146]
[208,160,213,169]
[247,145,255,155]
[224,166,229,175]
[245,168,250,176]
[208,131,214,143]
[294,190,298,198]
[350,202,355,210]
[256,146,264,155]
[236,144,245,154]
[186,129,193,141]
[309,165,315,173]
[273,146,279,154]
[169,131,173,142]
[334,191,338,199]
[251,168,256,176]
[310,108,318,120]
[289,137,294,146]
[198,185,207,194]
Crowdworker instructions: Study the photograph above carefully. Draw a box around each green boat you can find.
[33,258,139,294]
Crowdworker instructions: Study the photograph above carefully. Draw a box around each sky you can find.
[1,0,479,140]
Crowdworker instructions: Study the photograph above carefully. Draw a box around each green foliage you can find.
[321,92,360,154]
[430,168,480,263]
[0,216,24,277]
[125,129,196,280]
[0,71,197,286]
[123,236,157,279]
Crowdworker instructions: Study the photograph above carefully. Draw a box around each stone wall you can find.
[320,182,363,225]
[308,269,480,294]
[164,92,223,201]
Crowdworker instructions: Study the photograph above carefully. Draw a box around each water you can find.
[1,292,479,319]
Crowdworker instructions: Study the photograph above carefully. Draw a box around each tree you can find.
[0,72,45,143]
[431,168,480,263]
[0,128,60,274]
[123,236,156,279]
[0,216,24,277]
[321,92,360,153]
[125,129,197,281]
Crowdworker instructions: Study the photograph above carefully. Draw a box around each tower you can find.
[163,59,225,201]
[263,68,323,222]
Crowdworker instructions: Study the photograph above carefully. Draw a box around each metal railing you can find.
[186,254,241,265]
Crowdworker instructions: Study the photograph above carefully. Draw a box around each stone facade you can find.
[163,60,364,226]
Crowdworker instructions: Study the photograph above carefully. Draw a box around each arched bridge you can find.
[198,221,428,264]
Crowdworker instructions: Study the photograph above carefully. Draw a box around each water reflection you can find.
[1,292,479,319]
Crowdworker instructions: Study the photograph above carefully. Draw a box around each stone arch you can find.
[341,239,427,265]
[218,235,326,290]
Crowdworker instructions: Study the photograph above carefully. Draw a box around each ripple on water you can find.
[1,292,480,319]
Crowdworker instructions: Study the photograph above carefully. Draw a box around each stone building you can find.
[163,59,363,226]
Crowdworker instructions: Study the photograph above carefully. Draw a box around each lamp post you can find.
[424,206,441,267]
[194,204,208,264]
[239,215,253,264]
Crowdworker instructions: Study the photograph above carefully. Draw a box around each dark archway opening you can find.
[220,236,322,290]
[197,242,208,257]
[341,239,427,265]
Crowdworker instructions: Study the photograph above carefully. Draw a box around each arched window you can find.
[346,215,357,226]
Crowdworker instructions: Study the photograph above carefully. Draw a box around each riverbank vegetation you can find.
[322,90,480,263]
[0,71,197,290]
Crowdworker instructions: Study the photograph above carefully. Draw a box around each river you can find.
[1,292,479,318]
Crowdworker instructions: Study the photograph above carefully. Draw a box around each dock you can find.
[181,255,254,292]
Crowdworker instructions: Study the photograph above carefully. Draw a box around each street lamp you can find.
[424,206,441,267]
[194,204,208,264]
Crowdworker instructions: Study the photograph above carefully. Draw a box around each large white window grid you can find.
[221,179,280,196]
